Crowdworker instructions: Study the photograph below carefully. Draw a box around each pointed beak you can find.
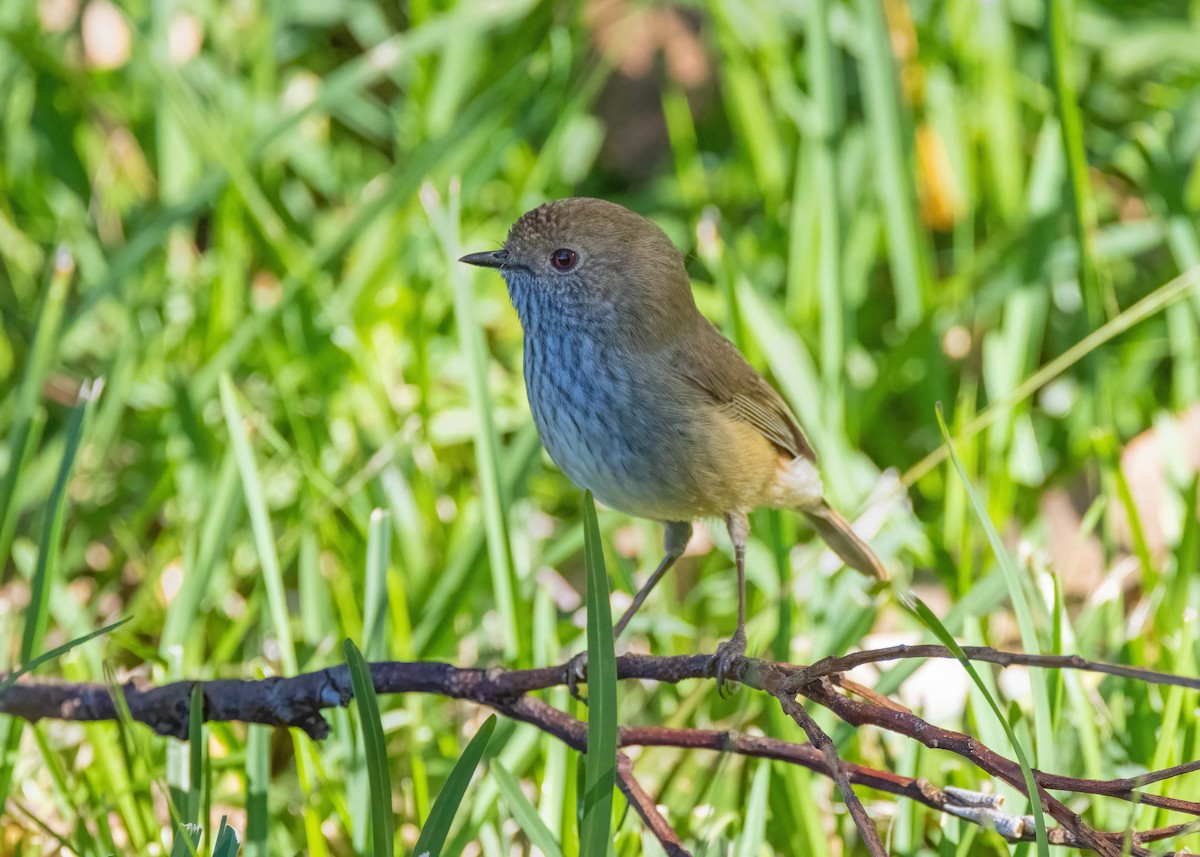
[459,249,509,269]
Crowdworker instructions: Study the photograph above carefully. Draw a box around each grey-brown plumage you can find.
[461,198,888,689]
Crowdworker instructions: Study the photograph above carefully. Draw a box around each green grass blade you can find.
[414,714,497,857]
[1165,477,1198,638]
[854,0,929,328]
[344,639,393,857]
[101,662,157,843]
[0,382,98,799]
[734,760,770,857]
[0,617,129,693]
[364,509,391,660]
[714,28,786,200]
[903,594,1049,857]
[1045,0,1111,323]
[169,823,202,857]
[0,247,73,566]
[167,638,189,841]
[411,426,542,656]
[1097,431,1158,591]
[934,403,1057,770]
[19,382,96,663]
[932,407,1043,632]
[187,682,204,827]
[245,726,269,857]
[807,0,846,425]
[423,180,521,661]
[212,817,241,857]
[160,448,240,658]
[491,760,565,857]
[27,728,102,856]
[219,374,298,674]
[579,491,617,856]
[906,265,1200,486]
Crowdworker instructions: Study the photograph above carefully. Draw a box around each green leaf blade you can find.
[579,491,617,856]
[903,597,1049,857]
[344,639,394,857]
[413,713,497,857]
[492,760,565,857]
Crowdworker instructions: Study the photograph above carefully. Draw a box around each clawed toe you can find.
[707,629,747,696]
[564,652,589,702]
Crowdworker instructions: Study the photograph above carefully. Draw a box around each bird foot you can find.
[564,651,588,702]
[707,628,747,696]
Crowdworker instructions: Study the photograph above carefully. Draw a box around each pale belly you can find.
[523,332,774,521]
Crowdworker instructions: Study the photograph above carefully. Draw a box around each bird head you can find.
[460,198,697,349]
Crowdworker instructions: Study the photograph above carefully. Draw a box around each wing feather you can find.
[679,321,817,462]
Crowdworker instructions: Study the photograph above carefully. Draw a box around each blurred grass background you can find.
[2,0,1200,854]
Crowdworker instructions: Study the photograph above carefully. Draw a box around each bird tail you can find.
[801,503,890,582]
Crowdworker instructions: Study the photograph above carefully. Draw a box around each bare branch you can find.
[616,754,690,856]
[775,690,888,856]
[5,646,1198,855]
[798,677,1122,856]
[785,644,1200,693]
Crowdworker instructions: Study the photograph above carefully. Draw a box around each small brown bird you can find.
[461,198,888,688]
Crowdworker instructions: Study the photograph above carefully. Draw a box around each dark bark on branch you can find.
[616,754,690,856]
[3,647,1198,856]
[800,676,1120,855]
[619,725,1200,846]
[775,691,889,856]
[786,644,1200,692]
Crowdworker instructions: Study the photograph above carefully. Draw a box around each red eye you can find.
[550,248,577,271]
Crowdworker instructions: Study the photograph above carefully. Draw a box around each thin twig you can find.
[494,692,1190,855]
[616,754,690,856]
[785,644,1200,693]
[775,690,889,856]
[5,648,1199,855]
[799,678,1124,855]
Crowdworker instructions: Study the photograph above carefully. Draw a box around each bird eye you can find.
[550,248,577,272]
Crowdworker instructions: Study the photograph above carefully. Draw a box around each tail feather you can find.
[801,503,890,581]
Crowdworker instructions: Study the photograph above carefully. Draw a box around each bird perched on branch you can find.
[461,198,888,691]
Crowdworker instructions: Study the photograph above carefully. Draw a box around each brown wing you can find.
[679,319,817,462]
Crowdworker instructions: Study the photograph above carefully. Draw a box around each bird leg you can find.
[709,511,749,695]
[566,521,692,699]
[615,521,693,636]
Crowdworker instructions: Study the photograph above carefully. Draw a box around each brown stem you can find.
[775,691,889,856]
[617,754,691,856]
[5,648,1198,855]
[799,677,1122,856]
[785,644,1200,693]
